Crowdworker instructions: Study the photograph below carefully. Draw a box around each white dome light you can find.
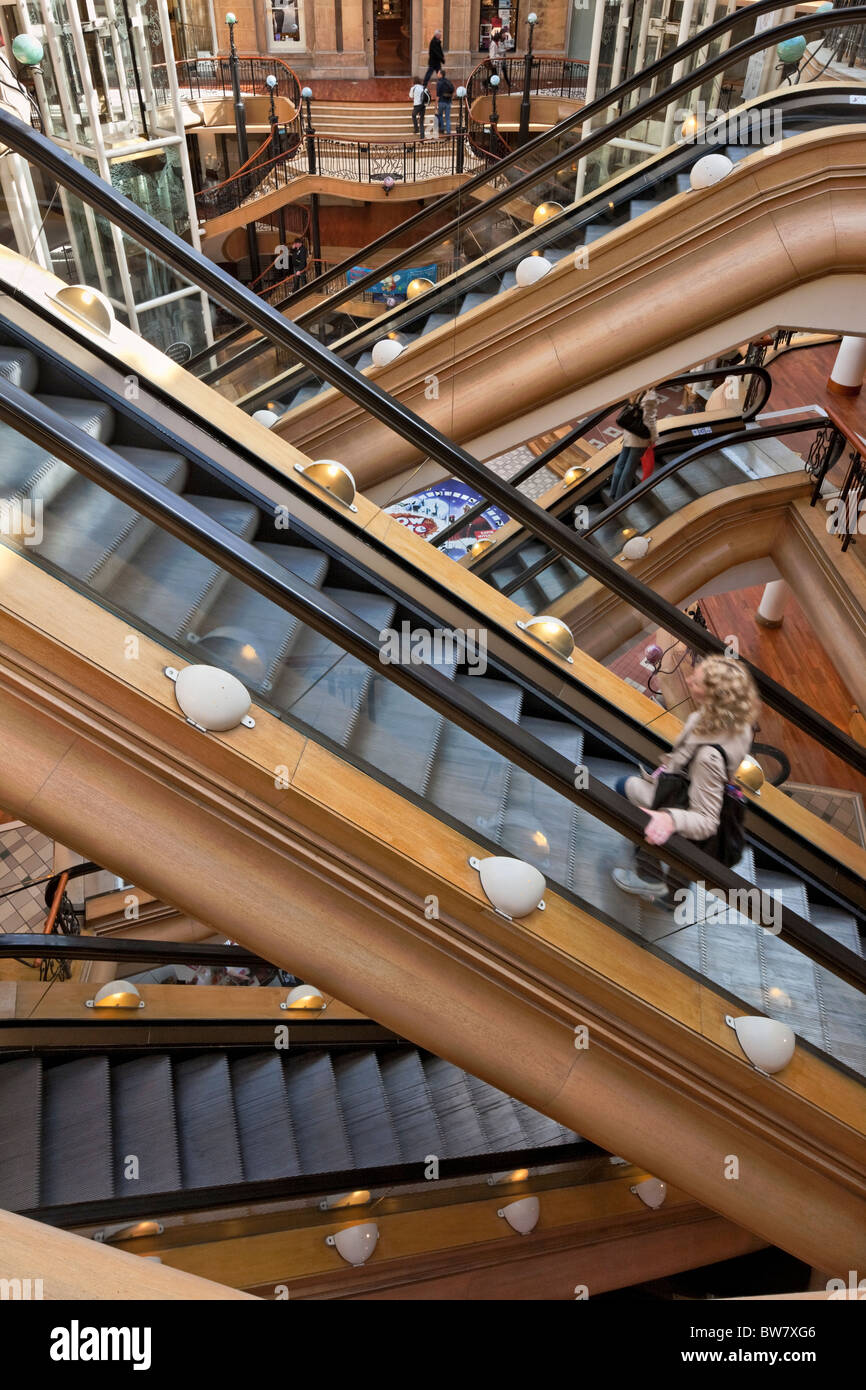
[87,979,144,1010]
[622,535,651,560]
[515,255,552,288]
[167,664,254,731]
[281,983,325,1010]
[49,284,115,336]
[252,408,280,427]
[630,1178,667,1209]
[469,855,546,919]
[726,1015,796,1073]
[689,153,734,190]
[295,459,358,510]
[371,336,404,367]
[326,1222,379,1266]
[497,1196,540,1234]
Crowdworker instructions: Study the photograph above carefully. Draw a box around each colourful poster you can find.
[385,480,509,560]
[347,264,437,302]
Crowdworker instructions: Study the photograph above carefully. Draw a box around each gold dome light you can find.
[406,277,434,299]
[563,466,587,485]
[517,614,574,662]
[470,538,493,557]
[87,979,144,1010]
[533,201,564,227]
[735,755,765,795]
[295,459,358,511]
[48,283,115,336]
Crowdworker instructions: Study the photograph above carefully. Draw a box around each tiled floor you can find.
[786,785,866,849]
[486,443,557,500]
[0,823,54,935]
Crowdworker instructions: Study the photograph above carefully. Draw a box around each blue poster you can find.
[347,264,437,303]
[385,480,509,561]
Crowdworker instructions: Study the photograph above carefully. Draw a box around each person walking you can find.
[290,238,308,290]
[422,29,445,89]
[611,655,759,908]
[609,388,660,501]
[436,67,455,136]
[409,76,429,139]
[491,28,513,92]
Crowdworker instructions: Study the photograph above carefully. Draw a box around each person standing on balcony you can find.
[290,238,308,289]
[490,30,513,94]
[410,77,429,139]
[423,30,445,89]
[436,68,455,136]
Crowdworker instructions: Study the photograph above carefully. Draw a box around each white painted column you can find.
[828,336,866,397]
[756,579,790,629]
[573,0,607,202]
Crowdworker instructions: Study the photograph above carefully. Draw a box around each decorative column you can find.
[755,580,790,630]
[828,336,866,397]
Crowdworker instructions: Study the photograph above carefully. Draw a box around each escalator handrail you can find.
[3,74,866,781]
[493,410,825,598]
[191,0,856,375]
[0,934,266,966]
[0,375,862,994]
[438,362,772,551]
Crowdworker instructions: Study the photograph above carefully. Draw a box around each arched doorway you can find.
[373,0,411,75]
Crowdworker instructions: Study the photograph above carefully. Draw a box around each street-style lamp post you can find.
[518,12,538,147]
[266,73,280,154]
[455,85,467,174]
[226,13,260,279]
[301,87,321,278]
[489,73,500,152]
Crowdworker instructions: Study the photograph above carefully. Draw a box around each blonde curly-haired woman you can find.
[612,655,760,908]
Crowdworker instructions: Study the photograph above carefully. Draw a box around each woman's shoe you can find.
[612,867,667,901]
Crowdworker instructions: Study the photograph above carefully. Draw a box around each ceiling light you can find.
[726,1015,795,1073]
[563,466,587,485]
[498,1196,540,1234]
[533,201,564,227]
[165,664,255,731]
[406,277,434,298]
[469,855,546,919]
[325,1222,379,1266]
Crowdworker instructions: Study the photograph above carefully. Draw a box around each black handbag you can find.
[651,744,747,868]
[615,400,650,439]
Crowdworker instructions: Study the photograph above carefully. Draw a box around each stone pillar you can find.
[828,335,866,397]
[755,579,790,630]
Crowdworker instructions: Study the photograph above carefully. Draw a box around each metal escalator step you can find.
[231,1054,302,1180]
[509,1097,577,1148]
[724,144,751,163]
[105,494,259,639]
[378,1049,444,1162]
[582,224,610,244]
[811,909,866,1073]
[463,1074,530,1151]
[652,472,701,515]
[283,1051,354,1173]
[457,293,490,316]
[331,1051,402,1169]
[191,543,330,691]
[272,587,397,746]
[676,173,691,196]
[421,1056,489,1157]
[426,675,523,842]
[111,1055,182,1197]
[420,311,452,336]
[35,447,188,586]
[629,199,659,220]
[347,657,455,796]
[0,346,39,392]
[809,906,862,955]
[502,716,583,884]
[0,394,114,506]
[174,1054,244,1189]
[0,1058,42,1209]
[42,1057,114,1206]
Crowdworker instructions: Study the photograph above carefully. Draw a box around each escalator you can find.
[0,1046,580,1219]
[0,299,864,1269]
[0,108,864,1270]
[194,0,863,389]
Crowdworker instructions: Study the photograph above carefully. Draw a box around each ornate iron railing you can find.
[163,54,301,105]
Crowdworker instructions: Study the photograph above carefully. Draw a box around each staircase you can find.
[308,101,417,142]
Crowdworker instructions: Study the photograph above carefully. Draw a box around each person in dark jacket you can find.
[422,30,445,88]
[290,238,308,289]
[436,69,455,135]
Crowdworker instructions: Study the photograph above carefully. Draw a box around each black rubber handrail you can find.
[436,363,771,550]
[495,411,825,598]
[0,377,862,993]
[2,71,865,777]
[0,934,266,966]
[190,0,848,374]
